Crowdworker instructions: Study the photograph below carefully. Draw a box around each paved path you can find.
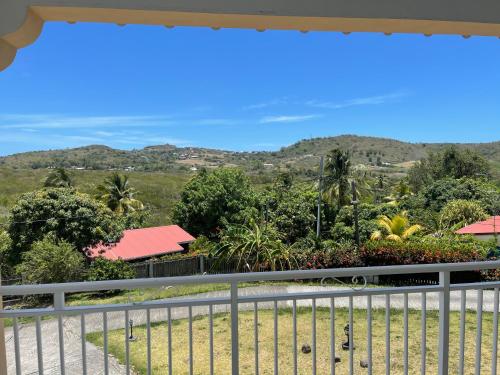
[4,285,499,374]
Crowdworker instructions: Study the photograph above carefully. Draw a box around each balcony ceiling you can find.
[2,0,500,71]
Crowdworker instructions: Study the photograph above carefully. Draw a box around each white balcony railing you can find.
[2,261,500,375]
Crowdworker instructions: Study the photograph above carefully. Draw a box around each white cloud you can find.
[195,118,239,126]
[243,97,289,110]
[259,114,321,124]
[0,114,177,130]
[307,91,410,110]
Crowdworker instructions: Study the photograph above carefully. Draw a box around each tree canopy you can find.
[173,168,259,236]
[8,188,123,263]
[408,146,490,191]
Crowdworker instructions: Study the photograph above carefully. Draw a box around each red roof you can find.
[86,225,196,261]
[456,216,500,235]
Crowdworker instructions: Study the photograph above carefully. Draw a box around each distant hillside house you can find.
[456,216,500,246]
[86,225,196,262]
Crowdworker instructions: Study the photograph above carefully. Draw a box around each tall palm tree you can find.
[97,173,143,215]
[43,168,73,188]
[323,149,369,208]
[370,212,422,242]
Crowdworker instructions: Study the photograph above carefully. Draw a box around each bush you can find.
[360,235,491,266]
[331,203,399,243]
[292,240,362,270]
[440,199,488,230]
[86,257,136,282]
[188,235,216,256]
[0,230,13,276]
[16,236,85,284]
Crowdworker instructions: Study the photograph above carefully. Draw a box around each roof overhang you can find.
[2,0,500,71]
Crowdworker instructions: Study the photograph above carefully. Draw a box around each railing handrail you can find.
[2,260,500,296]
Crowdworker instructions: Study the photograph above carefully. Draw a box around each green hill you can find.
[1,135,499,175]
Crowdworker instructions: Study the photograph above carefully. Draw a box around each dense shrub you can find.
[86,257,136,282]
[188,235,216,256]
[331,203,399,243]
[0,230,12,276]
[293,240,362,270]
[16,236,85,284]
[360,235,491,266]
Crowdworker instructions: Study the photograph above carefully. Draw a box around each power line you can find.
[0,215,96,228]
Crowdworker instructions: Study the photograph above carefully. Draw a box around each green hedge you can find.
[360,235,492,266]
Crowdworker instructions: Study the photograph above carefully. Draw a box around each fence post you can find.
[438,271,450,375]
[199,255,205,274]
[230,282,239,375]
[0,274,7,375]
[148,259,154,278]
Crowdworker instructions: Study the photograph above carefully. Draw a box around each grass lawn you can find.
[87,306,499,375]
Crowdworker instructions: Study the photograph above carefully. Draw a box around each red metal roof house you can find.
[86,225,196,261]
[456,216,500,246]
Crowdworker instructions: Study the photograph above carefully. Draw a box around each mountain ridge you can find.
[1,135,499,175]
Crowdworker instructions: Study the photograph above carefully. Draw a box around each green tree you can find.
[43,168,74,188]
[16,236,85,284]
[214,220,294,271]
[0,230,12,276]
[323,149,351,207]
[323,149,369,208]
[97,173,144,215]
[440,199,489,230]
[265,183,319,244]
[370,212,422,242]
[8,188,122,263]
[331,203,399,243]
[173,168,258,236]
[409,177,499,213]
[408,146,490,192]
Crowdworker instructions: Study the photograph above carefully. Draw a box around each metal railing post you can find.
[438,271,450,375]
[0,274,8,375]
[230,282,239,375]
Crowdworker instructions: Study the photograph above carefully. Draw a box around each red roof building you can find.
[86,225,196,261]
[456,216,500,235]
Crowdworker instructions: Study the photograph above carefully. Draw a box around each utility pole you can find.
[351,180,360,248]
[316,156,324,239]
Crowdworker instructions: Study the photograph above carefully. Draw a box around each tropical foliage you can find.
[440,199,489,230]
[86,257,136,282]
[97,173,144,215]
[370,212,422,242]
[8,188,123,262]
[173,168,259,236]
[43,168,73,188]
[16,235,85,284]
[361,235,491,266]
[214,220,295,271]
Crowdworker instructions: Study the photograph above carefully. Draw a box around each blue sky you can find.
[0,22,499,156]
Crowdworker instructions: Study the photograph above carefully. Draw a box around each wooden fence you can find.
[130,255,248,278]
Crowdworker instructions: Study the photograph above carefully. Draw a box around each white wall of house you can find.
[474,234,500,246]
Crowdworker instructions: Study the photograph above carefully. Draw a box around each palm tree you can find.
[214,220,295,271]
[323,149,369,208]
[44,168,73,188]
[370,212,422,242]
[97,173,143,215]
